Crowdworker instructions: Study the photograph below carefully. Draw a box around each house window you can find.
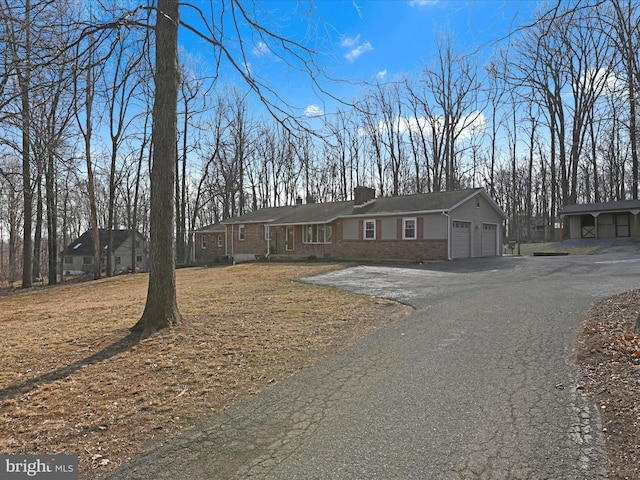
[136,255,143,262]
[217,234,223,248]
[83,256,93,265]
[403,218,417,240]
[238,225,245,241]
[115,256,121,265]
[364,220,376,240]
[200,235,207,249]
[303,224,332,244]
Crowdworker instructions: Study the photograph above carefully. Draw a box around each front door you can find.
[286,226,295,251]
[616,214,630,237]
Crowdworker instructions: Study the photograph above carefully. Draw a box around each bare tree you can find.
[132,0,181,336]
[2,0,35,288]
[421,30,482,191]
[605,0,640,199]
[0,156,22,286]
[358,92,387,197]
[323,108,360,200]
[371,81,407,196]
[73,29,102,279]
[104,25,148,276]
[176,59,211,264]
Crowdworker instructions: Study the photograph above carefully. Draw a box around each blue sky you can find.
[180,1,540,120]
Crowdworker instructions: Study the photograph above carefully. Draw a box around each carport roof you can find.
[559,199,640,216]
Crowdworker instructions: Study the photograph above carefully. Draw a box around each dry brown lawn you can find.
[0,263,411,479]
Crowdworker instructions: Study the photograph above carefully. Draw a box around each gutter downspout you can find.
[230,224,235,263]
[224,225,228,257]
[442,211,452,261]
[190,231,195,264]
[266,225,270,258]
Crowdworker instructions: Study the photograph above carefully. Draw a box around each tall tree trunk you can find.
[628,71,638,200]
[107,146,117,277]
[32,173,42,281]
[178,100,188,263]
[131,111,150,272]
[17,0,33,289]
[133,0,181,337]
[527,115,535,241]
[612,1,639,199]
[589,110,600,203]
[74,32,101,280]
[45,150,57,285]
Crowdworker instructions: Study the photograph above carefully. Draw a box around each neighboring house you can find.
[558,200,640,239]
[61,229,148,275]
[195,187,507,263]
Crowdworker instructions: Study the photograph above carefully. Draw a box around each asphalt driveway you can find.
[105,243,640,479]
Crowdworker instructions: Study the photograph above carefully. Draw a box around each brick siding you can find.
[197,218,449,263]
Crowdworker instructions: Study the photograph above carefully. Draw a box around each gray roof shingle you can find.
[61,229,142,256]
[214,188,501,228]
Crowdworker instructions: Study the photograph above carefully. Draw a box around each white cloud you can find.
[252,41,270,57]
[459,112,487,140]
[304,105,324,117]
[339,34,373,63]
[363,112,486,141]
[345,41,373,63]
[339,35,360,48]
[409,0,439,6]
[377,70,387,81]
[581,67,625,97]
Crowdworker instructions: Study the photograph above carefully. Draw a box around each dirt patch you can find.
[575,289,640,480]
[0,263,412,479]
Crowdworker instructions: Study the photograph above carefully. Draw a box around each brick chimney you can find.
[354,186,375,206]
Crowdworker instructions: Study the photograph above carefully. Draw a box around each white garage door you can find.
[481,224,497,256]
[452,221,471,259]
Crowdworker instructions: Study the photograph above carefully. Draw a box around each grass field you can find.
[0,263,411,479]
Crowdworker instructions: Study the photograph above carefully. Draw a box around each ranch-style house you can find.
[194,187,506,264]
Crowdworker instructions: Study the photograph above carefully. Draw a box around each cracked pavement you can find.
[104,243,640,479]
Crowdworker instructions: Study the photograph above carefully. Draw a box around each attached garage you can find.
[452,221,471,259]
[447,191,507,260]
[481,224,498,256]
